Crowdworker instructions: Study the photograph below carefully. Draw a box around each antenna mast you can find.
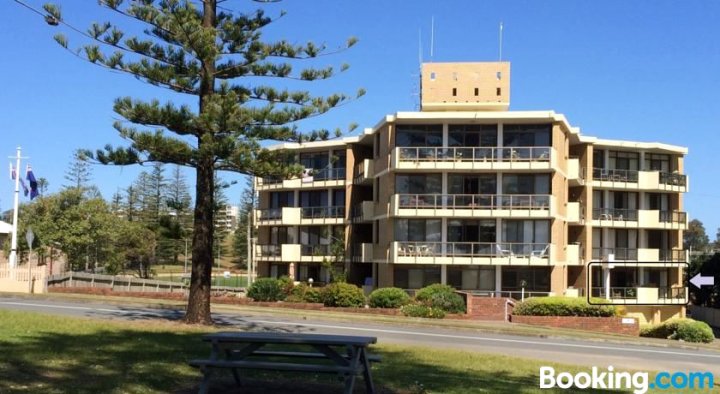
[430,16,435,61]
[498,21,504,62]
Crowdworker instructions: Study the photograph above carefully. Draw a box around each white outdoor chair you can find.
[495,244,512,257]
[531,245,550,257]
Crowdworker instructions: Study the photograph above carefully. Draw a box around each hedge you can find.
[320,282,366,308]
[513,297,616,317]
[400,304,446,319]
[368,287,411,308]
[414,284,466,313]
[247,278,285,302]
[640,319,714,343]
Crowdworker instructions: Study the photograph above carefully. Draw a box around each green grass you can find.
[0,309,695,393]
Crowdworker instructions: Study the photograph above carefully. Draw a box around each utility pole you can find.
[8,147,27,270]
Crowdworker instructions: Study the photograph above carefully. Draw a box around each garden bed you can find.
[510,315,639,336]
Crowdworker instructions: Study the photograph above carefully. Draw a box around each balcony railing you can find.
[397,146,551,162]
[659,210,687,224]
[300,206,345,219]
[301,244,332,256]
[659,286,686,300]
[397,242,550,258]
[591,247,638,261]
[397,194,551,210]
[258,208,283,221]
[659,172,687,187]
[590,287,637,299]
[592,168,639,183]
[259,177,283,185]
[313,167,346,181]
[257,245,280,257]
[659,249,687,262]
[592,208,638,221]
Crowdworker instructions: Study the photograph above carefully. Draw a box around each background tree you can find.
[45,0,361,324]
[37,178,49,196]
[684,219,710,252]
[232,178,255,268]
[63,149,93,192]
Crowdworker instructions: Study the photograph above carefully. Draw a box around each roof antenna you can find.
[498,21,504,62]
[430,16,435,62]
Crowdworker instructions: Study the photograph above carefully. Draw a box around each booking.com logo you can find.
[539,366,714,393]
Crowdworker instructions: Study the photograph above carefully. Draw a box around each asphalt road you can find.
[1,295,719,375]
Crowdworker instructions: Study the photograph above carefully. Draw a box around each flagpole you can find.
[9,146,22,269]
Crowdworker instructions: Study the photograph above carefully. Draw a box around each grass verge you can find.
[0,308,637,394]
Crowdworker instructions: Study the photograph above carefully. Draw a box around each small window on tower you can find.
[430,72,436,81]
[474,88,479,96]
[496,87,502,96]
[452,88,457,96]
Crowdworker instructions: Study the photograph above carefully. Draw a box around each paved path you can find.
[1,295,719,374]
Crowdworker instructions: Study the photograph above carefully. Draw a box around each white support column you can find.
[604,266,611,301]
[639,151,646,171]
[495,265,502,294]
[441,264,447,285]
[442,123,449,147]
[9,147,23,270]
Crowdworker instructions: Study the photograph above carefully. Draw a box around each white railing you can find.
[397,194,551,210]
[397,146,552,162]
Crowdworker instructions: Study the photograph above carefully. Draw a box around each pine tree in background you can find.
[233,178,255,269]
[166,165,193,264]
[213,172,231,269]
[63,149,92,191]
[44,0,361,324]
[124,185,139,222]
[37,178,49,196]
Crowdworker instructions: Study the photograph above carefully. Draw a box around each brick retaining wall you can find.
[510,315,639,336]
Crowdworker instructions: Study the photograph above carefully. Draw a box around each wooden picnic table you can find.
[190,331,379,394]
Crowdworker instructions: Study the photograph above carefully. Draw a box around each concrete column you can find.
[604,266,611,301]
[289,262,296,280]
[441,264,447,285]
[639,151,646,171]
[497,123,504,148]
[441,218,447,257]
[495,265,502,294]
[442,123,449,147]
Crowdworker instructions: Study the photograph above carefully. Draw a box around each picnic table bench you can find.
[189,331,379,394]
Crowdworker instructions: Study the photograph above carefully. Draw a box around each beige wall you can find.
[421,62,510,110]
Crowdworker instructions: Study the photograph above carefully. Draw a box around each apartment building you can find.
[254,61,688,324]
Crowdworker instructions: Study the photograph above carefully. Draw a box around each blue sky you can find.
[1,1,719,237]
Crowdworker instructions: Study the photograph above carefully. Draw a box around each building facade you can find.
[253,62,689,324]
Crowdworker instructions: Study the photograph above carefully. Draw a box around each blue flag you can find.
[26,166,38,199]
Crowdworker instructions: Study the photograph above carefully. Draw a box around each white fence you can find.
[0,263,48,293]
[47,272,245,294]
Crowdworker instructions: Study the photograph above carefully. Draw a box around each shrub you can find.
[303,287,323,303]
[284,294,305,303]
[247,278,285,302]
[400,304,446,319]
[415,284,466,313]
[513,297,616,317]
[320,282,366,308]
[277,275,295,295]
[289,283,323,304]
[641,319,714,343]
[368,287,411,308]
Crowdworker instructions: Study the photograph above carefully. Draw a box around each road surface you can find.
[1,295,718,375]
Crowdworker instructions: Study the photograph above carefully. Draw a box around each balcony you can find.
[351,243,374,262]
[391,241,553,266]
[567,158,585,186]
[592,208,638,227]
[592,208,687,229]
[255,244,300,262]
[392,146,555,171]
[591,168,688,192]
[300,244,338,262]
[566,243,583,265]
[391,194,554,218]
[566,202,583,224]
[352,201,376,222]
[255,168,346,191]
[353,159,374,185]
[591,248,687,263]
[300,206,345,224]
[590,286,687,305]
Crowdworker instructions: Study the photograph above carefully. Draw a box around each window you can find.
[300,226,327,245]
[448,124,497,147]
[395,125,443,147]
[448,174,496,194]
[394,266,441,289]
[395,174,441,194]
[502,174,550,194]
[503,124,551,147]
[447,220,496,242]
[430,72,436,81]
[474,87,479,96]
[609,151,639,171]
[496,87,501,96]
[269,191,294,208]
[270,227,291,244]
[593,149,605,169]
[332,189,345,207]
[448,266,495,290]
[299,151,329,170]
[299,190,328,208]
[502,267,550,291]
[645,153,670,172]
[332,150,347,169]
[502,220,550,244]
[394,219,441,242]
[452,88,457,96]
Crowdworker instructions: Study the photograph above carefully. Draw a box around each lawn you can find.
[0,309,664,393]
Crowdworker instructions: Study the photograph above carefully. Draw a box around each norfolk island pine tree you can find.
[39,0,363,324]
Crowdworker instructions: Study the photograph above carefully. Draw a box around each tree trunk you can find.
[184,0,217,325]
